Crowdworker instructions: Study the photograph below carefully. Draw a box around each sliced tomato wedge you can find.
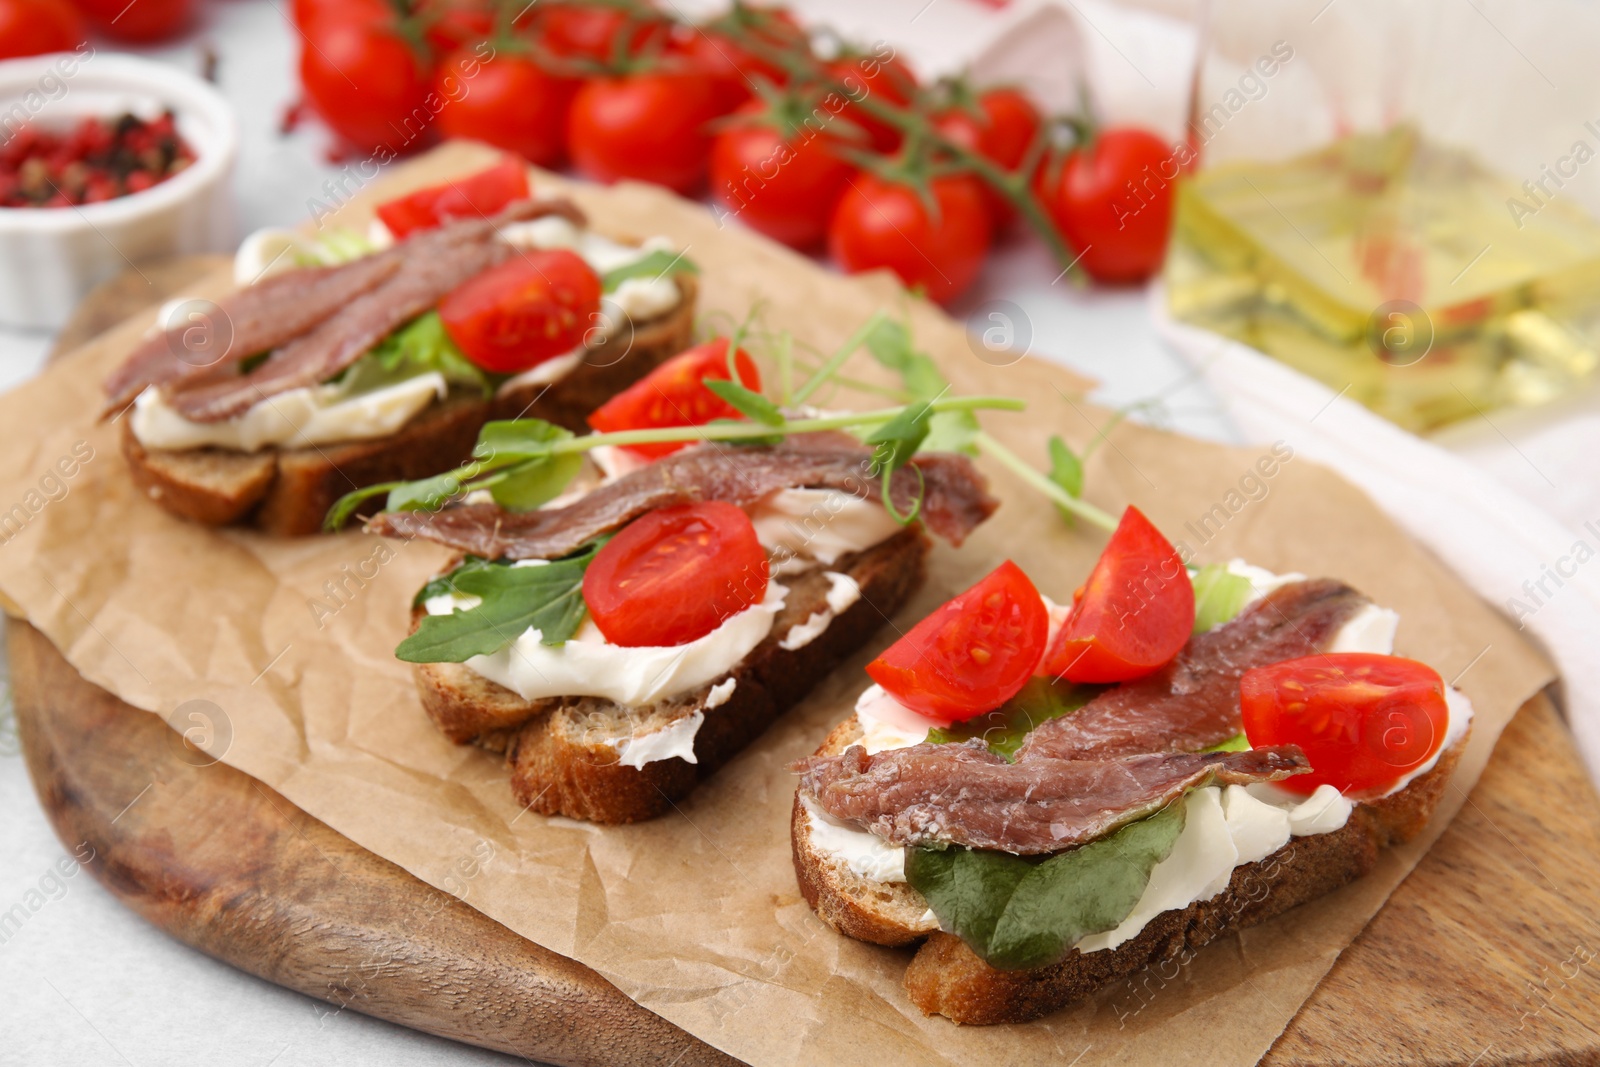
[583,501,770,648]
[1041,506,1193,683]
[586,338,761,460]
[866,560,1048,724]
[1241,653,1449,795]
[438,249,601,374]
[374,157,530,239]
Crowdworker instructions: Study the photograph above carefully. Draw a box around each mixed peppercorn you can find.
[0,111,195,208]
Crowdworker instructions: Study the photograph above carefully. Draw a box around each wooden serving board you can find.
[15,263,1600,1066]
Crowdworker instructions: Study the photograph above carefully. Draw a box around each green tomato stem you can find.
[792,311,890,404]
[974,430,1117,532]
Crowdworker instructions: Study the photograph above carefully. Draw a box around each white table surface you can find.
[0,2,1579,1064]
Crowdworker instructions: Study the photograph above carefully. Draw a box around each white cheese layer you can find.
[130,373,447,453]
[801,795,907,883]
[780,572,861,651]
[748,488,905,567]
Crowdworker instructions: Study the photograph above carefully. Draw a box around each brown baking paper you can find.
[0,142,1553,1066]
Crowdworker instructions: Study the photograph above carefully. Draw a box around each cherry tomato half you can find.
[1042,506,1193,683]
[438,249,601,374]
[710,100,855,250]
[568,69,724,195]
[583,501,770,648]
[299,13,430,157]
[587,338,762,460]
[0,0,84,58]
[1241,653,1450,795]
[434,52,577,169]
[374,157,530,239]
[933,87,1042,229]
[828,171,991,305]
[867,560,1048,724]
[1035,127,1177,285]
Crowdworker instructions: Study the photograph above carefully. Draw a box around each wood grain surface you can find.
[16,261,1600,1066]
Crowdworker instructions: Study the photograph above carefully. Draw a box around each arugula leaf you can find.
[861,400,932,523]
[705,378,785,426]
[351,311,492,396]
[385,470,463,514]
[864,318,979,456]
[1047,436,1084,524]
[905,802,1187,971]
[1191,563,1255,634]
[601,249,700,292]
[324,480,402,531]
[927,676,1105,760]
[397,547,599,663]
[467,420,584,510]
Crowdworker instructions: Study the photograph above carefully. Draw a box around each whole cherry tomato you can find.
[374,157,530,239]
[567,69,724,194]
[710,98,854,250]
[438,249,602,374]
[934,86,1042,228]
[1242,653,1450,795]
[587,338,762,459]
[415,0,492,53]
[291,0,386,30]
[1041,506,1194,683]
[583,501,771,647]
[828,171,991,304]
[867,560,1048,724]
[671,6,805,112]
[300,13,431,156]
[434,51,577,168]
[0,0,83,58]
[537,1,667,62]
[824,50,917,153]
[73,0,192,42]
[1035,127,1177,284]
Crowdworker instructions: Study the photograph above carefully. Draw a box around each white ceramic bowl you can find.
[0,52,237,330]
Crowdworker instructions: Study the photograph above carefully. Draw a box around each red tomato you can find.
[568,70,723,194]
[710,100,854,250]
[0,0,83,58]
[434,52,577,168]
[537,1,666,62]
[415,0,492,53]
[934,87,1042,227]
[828,172,991,305]
[587,338,762,459]
[300,14,431,156]
[438,249,601,373]
[292,0,387,30]
[1035,127,1177,284]
[867,560,1048,724]
[583,501,770,648]
[671,7,805,112]
[825,52,916,153]
[73,0,191,41]
[374,157,530,239]
[1042,506,1193,683]
[1241,654,1450,795]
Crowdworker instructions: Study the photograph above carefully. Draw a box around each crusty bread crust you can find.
[121,274,698,537]
[414,527,929,824]
[791,715,1467,1025]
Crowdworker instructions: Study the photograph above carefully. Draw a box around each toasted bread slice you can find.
[121,275,697,537]
[791,715,1466,1025]
[413,527,929,823]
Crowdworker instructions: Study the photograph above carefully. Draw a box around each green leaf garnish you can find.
[864,318,979,456]
[1191,563,1255,634]
[1046,435,1084,524]
[905,802,1187,971]
[397,546,600,663]
[704,378,785,426]
[600,249,699,293]
[1201,734,1250,752]
[349,310,492,396]
[473,418,568,461]
[927,676,1105,760]
[385,470,463,514]
[323,480,402,532]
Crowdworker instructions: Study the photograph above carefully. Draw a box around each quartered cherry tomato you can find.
[583,501,770,647]
[1041,506,1193,683]
[586,338,762,459]
[0,0,84,58]
[1035,127,1177,284]
[933,86,1042,228]
[434,52,577,168]
[299,12,430,156]
[438,249,601,373]
[374,157,530,239]
[824,51,917,153]
[1241,653,1450,795]
[710,99,855,250]
[867,560,1048,724]
[828,172,991,305]
[568,69,724,194]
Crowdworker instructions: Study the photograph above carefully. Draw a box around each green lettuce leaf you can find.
[905,802,1187,971]
[927,676,1104,760]
[398,547,599,663]
[1191,563,1255,634]
[342,311,492,397]
[601,249,700,292]
[1201,733,1250,752]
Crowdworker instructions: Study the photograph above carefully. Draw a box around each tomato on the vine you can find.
[291,0,386,30]
[374,157,530,239]
[583,501,770,648]
[671,7,806,112]
[1241,653,1450,796]
[415,0,493,54]
[828,171,991,304]
[568,69,723,194]
[438,249,601,374]
[0,0,83,58]
[537,1,667,62]
[710,98,855,250]
[867,560,1048,724]
[934,87,1042,228]
[587,338,762,459]
[74,0,191,42]
[299,12,431,156]
[434,51,577,168]
[824,51,917,153]
[1041,506,1193,683]
[1035,127,1177,284]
